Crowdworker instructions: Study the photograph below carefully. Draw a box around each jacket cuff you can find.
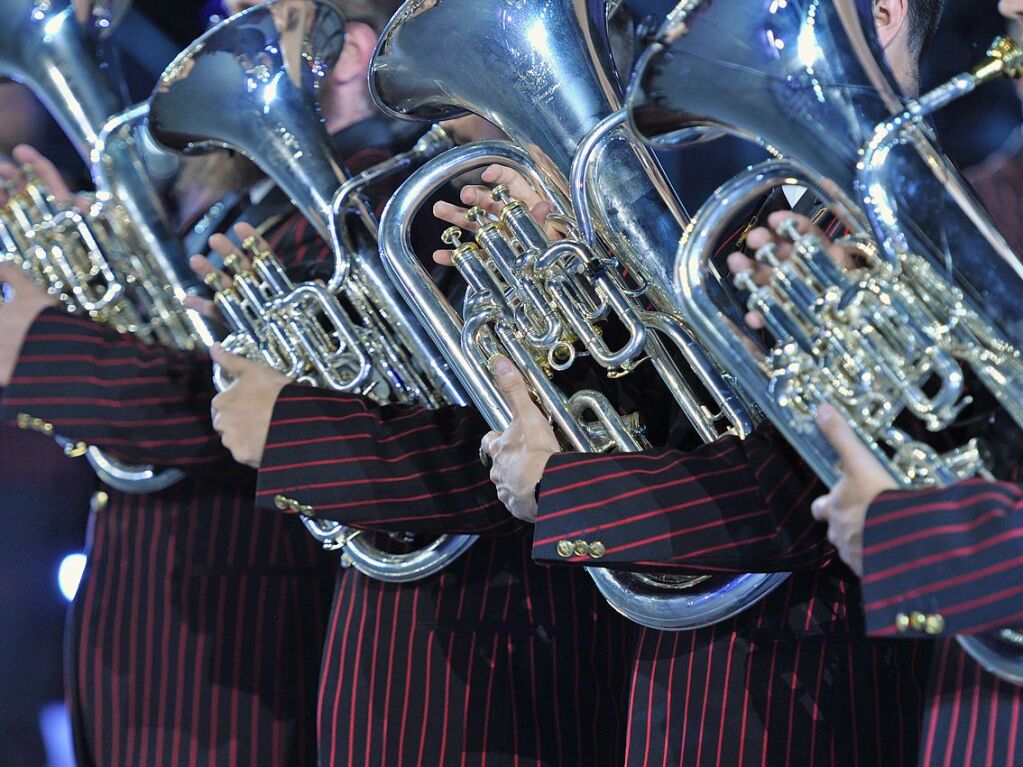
[861,482,1023,638]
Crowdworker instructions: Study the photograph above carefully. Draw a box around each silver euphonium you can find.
[628,0,1023,683]
[148,0,476,583]
[0,0,215,492]
[371,0,791,629]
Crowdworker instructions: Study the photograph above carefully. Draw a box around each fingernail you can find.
[493,357,515,377]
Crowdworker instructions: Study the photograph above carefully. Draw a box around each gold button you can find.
[573,540,589,557]
[90,491,109,512]
[274,495,291,511]
[895,613,910,633]
[556,540,574,558]
[296,502,314,517]
[588,541,606,559]
[924,614,945,635]
[64,441,88,458]
[909,612,927,632]
[16,413,31,430]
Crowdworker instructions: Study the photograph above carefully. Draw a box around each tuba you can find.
[0,0,215,492]
[629,0,1023,683]
[371,0,789,629]
[148,0,476,583]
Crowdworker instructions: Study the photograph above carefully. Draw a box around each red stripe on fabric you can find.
[533,491,767,547]
[15,352,174,369]
[866,486,1021,528]
[536,462,753,523]
[261,434,480,472]
[396,587,421,765]
[863,541,1023,592]
[543,442,744,496]
[257,457,481,496]
[346,575,372,767]
[863,508,1019,556]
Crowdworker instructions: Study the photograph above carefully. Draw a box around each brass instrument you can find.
[371,0,791,629]
[148,0,476,583]
[628,0,1023,683]
[0,0,214,492]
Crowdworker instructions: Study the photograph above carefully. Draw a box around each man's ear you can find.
[330,21,378,85]
[873,0,909,49]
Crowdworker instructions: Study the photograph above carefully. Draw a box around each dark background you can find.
[1,0,1018,764]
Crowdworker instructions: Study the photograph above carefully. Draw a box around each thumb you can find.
[491,356,536,418]
[210,343,252,377]
[817,404,877,473]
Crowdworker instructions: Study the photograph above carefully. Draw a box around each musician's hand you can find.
[809,404,898,576]
[183,223,259,320]
[0,145,78,207]
[209,344,292,468]
[479,357,561,523]
[0,265,58,387]
[432,165,562,266]
[726,211,853,330]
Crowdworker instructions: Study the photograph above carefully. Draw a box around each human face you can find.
[1000,0,1023,23]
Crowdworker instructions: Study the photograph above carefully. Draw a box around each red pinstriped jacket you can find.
[827,154,1023,767]
[255,168,635,764]
[861,481,1023,639]
[529,429,934,766]
[523,181,934,763]
[0,128,401,765]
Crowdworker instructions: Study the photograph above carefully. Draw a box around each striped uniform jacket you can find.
[255,195,636,762]
[860,481,1023,767]
[831,155,1023,767]
[530,426,934,766]
[0,120,400,766]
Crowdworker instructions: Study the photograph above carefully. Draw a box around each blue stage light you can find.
[57,554,87,602]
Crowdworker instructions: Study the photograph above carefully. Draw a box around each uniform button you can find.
[909,612,927,632]
[90,491,109,513]
[556,540,574,558]
[16,413,31,430]
[924,614,945,635]
[296,502,314,517]
[573,540,589,557]
[895,613,910,633]
[274,495,291,511]
[588,541,606,558]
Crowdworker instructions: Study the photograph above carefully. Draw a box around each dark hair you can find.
[907,0,944,58]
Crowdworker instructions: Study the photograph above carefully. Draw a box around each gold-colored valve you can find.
[441,226,464,248]
[491,184,512,206]
[223,251,243,273]
[972,35,1023,82]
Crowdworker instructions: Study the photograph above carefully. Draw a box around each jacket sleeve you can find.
[0,306,236,470]
[532,424,831,574]
[860,479,1023,638]
[254,384,519,536]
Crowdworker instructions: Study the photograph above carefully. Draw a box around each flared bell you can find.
[0,0,126,154]
[150,0,346,238]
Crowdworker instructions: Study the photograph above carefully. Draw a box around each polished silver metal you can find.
[0,0,213,492]
[148,0,475,583]
[630,0,1023,681]
[372,0,788,630]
